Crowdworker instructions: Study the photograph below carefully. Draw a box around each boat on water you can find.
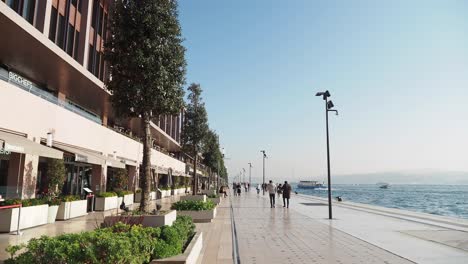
[297,180,324,189]
[377,182,390,189]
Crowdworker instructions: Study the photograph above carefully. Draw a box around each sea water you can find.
[293,184,468,219]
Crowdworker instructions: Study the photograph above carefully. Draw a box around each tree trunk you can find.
[140,113,153,212]
[192,147,197,195]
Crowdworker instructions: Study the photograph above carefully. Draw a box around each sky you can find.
[177,0,468,183]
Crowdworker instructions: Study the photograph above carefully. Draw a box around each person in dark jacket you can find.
[282,181,292,208]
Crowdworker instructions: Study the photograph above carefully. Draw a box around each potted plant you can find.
[116,190,134,206]
[0,198,49,232]
[207,194,221,205]
[46,197,61,224]
[135,189,142,203]
[103,209,177,228]
[56,195,88,220]
[171,200,217,223]
[45,159,66,224]
[95,192,118,211]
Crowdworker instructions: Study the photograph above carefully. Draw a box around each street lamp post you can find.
[315,90,338,220]
[248,163,252,189]
[260,150,267,195]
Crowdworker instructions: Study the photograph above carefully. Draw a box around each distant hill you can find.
[331,170,468,185]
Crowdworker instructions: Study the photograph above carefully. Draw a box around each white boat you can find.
[297,180,324,189]
[377,182,389,189]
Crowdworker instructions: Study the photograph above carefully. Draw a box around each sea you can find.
[292,184,468,219]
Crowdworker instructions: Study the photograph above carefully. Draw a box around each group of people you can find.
[232,182,250,196]
[266,180,292,208]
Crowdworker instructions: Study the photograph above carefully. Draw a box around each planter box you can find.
[152,232,203,264]
[180,195,206,202]
[95,196,118,211]
[135,192,157,202]
[56,200,88,220]
[123,194,134,205]
[176,208,217,223]
[103,210,177,228]
[201,190,216,196]
[47,205,59,224]
[208,197,221,205]
[0,204,49,232]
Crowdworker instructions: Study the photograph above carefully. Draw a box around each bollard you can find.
[16,204,22,235]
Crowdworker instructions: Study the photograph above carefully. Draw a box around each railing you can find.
[0,67,102,125]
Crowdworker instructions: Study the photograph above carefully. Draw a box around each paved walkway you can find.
[230,191,413,264]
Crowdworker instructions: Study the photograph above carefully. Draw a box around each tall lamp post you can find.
[260,150,267,195]
[315,90,338,220]
[248,162,252,188]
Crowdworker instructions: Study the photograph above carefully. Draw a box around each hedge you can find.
[116,190,133,197]
[171,200,216,211]
[6,216,195,264]
[96,192,118,198]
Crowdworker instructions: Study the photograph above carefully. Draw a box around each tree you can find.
[181,84,209,194]
[202,129,223,189]
[47,159,66,196]
[105,0,186,211]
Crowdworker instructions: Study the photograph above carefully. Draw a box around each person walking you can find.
[266,180,277,208]
[237,183,242,196]
[282,181,292,208]
[277,184,283,198]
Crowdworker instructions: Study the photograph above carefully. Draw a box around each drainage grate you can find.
[300,203,327,206]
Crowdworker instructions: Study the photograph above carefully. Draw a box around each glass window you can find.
[66,24,75,56]
[22,0,36,24]
[57,14,66,49]
[73,31,80,60]
[49,7,58,41]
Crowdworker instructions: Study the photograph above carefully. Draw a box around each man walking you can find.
[266,180,276,208]
[282,181,292,208]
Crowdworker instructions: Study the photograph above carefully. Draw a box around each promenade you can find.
[1,191,467,263]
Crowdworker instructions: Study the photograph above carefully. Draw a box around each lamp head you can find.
[327,100,334,109]
[316,90,331,100]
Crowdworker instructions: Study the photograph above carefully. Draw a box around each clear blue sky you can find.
[178,0,468,183]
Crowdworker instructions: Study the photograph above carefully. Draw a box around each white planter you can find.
[150,191,157,200]
[56,200,88,220]
[180,195,206,202]
[208,197,221,205]
[177,207,217,223]
[103,210,177,228]
[95,196,118,211]
[152,232,203,264]
[47,205,59,224]
[0,204,49,232]
[123,194,134,205]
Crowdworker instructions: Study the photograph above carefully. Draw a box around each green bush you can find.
[6,216,195,264]
[46,159,66,196]
[135,189,142,193]
[0,199,22,207]
[60,195,80,202]
[160,186,171,190]
[0,198,46,207]
[171,200,216,211]
[46,197,61,206]
[116,190,133,197]
[96,192,118,198]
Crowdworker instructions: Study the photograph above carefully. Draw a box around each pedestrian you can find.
[237,183,242,196]
[282,181,292,208]
[277,184,283,198]
[266,180,276,208]
[256,184,260,195]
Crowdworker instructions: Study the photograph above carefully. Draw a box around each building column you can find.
[91,164,107,193]
[21,154,39,199]
[128,165,136,190]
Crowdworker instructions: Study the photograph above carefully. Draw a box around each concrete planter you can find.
[56,200,88,220]
[208,197,221,205]
[201,190,216,196]
[123,194,134,205]
[180,195,206,202]
[103,210,177,228]
[152,232,203,264]
[0,204,49,232]
[47,205,59,224]
[135,192,157,202]
[160,190,171,198]
[176,207,217,223]
[95,196,118,211]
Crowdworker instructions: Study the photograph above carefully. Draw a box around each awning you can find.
[54,143,125,169]
[117,156,138,167]
[0,131,63,159]
[151,165,168,174]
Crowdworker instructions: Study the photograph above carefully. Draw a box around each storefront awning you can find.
[54,143,125,169]
[117,156,138,167]
[0,131,63,159]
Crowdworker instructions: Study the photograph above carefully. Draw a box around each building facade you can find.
[0,0,194,200]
